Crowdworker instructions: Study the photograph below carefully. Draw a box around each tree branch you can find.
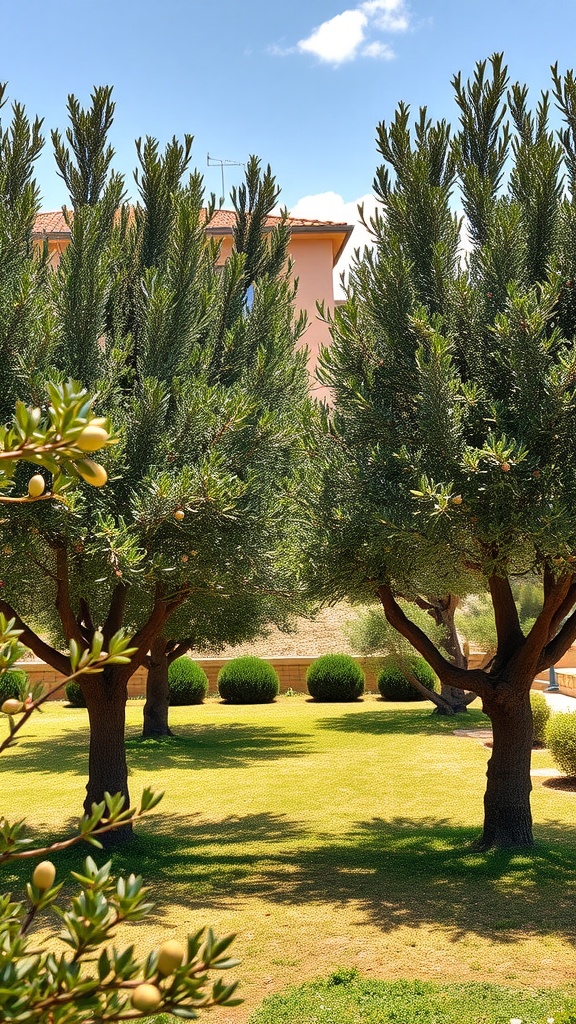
[547,582,576,641]
[102,583,128,646]
[116,592,170,684]
[76,597,96,644]
[488,574,524,663]
[376,585,492,698]
[538,605,576,672]
[54,546,85,646]
[0,600,70,675]
[400,661,457,712]
[167,639,193,665]
[522,573,572,669]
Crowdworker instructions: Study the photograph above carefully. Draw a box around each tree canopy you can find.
[304,54,576,847]
[0,83,311,819]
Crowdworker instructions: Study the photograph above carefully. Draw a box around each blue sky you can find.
[4,0,576,255]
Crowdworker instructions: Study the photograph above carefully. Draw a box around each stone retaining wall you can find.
[15,655,383,699]
[17,650,576,701]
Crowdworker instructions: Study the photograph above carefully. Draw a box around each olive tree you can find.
[305,54,576,847]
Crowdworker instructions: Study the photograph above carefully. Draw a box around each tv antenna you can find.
[207,154,244,204]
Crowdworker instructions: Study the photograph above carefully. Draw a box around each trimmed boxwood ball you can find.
[530,690,551,746]
[0,668,28,702]
[306,654,365,702]
[546,710,576,777]
[377,655,438,702]
[168,657,208,705]
[217,656,279,704]
[65,680,86,707]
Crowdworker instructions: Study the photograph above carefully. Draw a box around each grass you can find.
[248,973,576,1024]
[2,694,576,1023]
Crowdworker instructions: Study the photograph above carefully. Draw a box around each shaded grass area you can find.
[3,696,576,1021]
[247,974,576,1024]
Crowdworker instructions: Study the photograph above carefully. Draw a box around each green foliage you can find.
[306,56,576,614]
[547,711,576,777]
[168,657,208,705]
[248,975,575,1024]
[530,690,551,745]
[217,656,279,704]
[0,668,28,702]
[377,656,438,702]
[65,679,86,707]
[306,653,365,702]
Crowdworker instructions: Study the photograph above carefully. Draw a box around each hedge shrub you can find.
[377,656,438,702]
[530,690,551,746]
[217,656,279,704]
[306,654,365,702]
[0,668,28,702]
[65,681,86,707]
[546,711,576,777]
[168,657,208,705]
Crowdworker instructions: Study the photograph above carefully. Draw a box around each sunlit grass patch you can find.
[3,694,576,1022]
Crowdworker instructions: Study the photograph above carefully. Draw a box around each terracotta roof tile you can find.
[33,210,69,235]
[33,208,350,237]
[33,208,353,267]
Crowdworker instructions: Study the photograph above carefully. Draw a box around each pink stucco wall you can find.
[288,236,335,397]
[216,232,338,397]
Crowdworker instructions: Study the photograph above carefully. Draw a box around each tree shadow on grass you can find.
[316,707,489,736]
[6,810,576,945]
[3,722,312,777]
[0,722,91,777]
[248,815,576,944]
[125,723,312,770]
[4,811,309,917]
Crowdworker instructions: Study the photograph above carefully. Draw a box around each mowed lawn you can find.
[2,694,576,1023]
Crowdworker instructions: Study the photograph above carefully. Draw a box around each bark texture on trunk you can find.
[478,683,534,849]
[82,666,131,841]
[142,636,173,738]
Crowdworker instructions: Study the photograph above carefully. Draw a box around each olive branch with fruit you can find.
[0,387,241,1022]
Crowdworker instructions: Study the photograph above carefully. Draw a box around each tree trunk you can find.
[142,636,173,738]
[477,682,534,849]
[434,685,469,714]
[81,665,132,842]
[428,596,472,714]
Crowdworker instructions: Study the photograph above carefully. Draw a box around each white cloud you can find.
[362,0,410,32]
[290,191,380,299]
[297,10,368,64]
[294,0,410,66]
[362,40,395,60]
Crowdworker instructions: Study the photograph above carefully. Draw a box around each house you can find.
[33,209,353,392]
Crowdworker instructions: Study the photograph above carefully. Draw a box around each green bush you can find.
[65,680,86,707]
[0,668,29,702]
[217,657,279,704]
[168,657,208,705]
[530,690,551,745]
[546,711,576,777]
[306,654,365,702]
[377,655,438,702]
